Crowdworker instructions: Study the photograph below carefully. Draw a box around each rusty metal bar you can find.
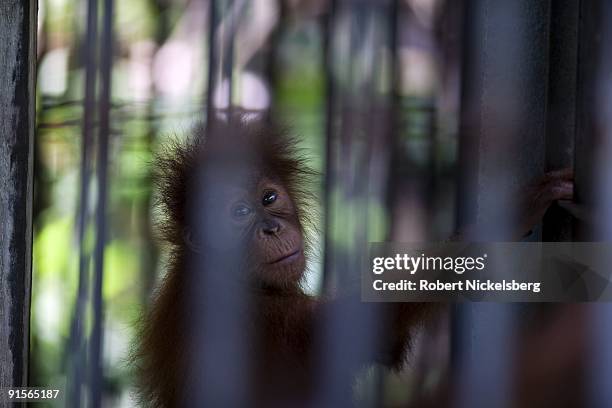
[0,0,37,393]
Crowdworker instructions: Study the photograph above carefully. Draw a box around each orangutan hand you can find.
[452,168,574,241]
[518,168,573,238]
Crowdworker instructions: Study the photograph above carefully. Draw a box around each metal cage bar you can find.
[0,0,37,392]
[89,0,114,405]
[68,0,99,403]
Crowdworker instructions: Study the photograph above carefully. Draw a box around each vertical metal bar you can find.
[189,1,249,405]
[452,0,481,383]
[369,3,400,404]
[586,1,612,406]
[455,1,480,233]
[542,0,579,241]
[455,304,516,408]
[224,1,236,115]
[206,0,244,121]
[574,3,603,406]
[319,1,363,402]
[575,0,597,242]
[265,0,287,119]
[592,303,612,408]
[425,100,437,237]
[206,0,219,124]
[318,1,395,405]
[321,0,337,293]
[69,0,98,403]
[186,172,250,406]
[384,0,400,237]
[89,0,114,405]
[454,1,552,407]
[0,0,37,392]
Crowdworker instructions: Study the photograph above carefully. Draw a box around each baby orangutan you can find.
[134,117,573,407]
[134,117,432,407]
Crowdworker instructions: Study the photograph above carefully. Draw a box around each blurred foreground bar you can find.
[186,163,250,406]
[319,0,396,405]
[0,0,37,393]
[186,1,249,405]
[455,1,551,407]
[588,1,612,407]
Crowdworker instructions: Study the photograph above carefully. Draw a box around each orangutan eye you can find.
[231,203,252,218]
[262,190,278,206]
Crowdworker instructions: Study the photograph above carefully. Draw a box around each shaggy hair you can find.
[132,116,434,407]
[133,117,318,407]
